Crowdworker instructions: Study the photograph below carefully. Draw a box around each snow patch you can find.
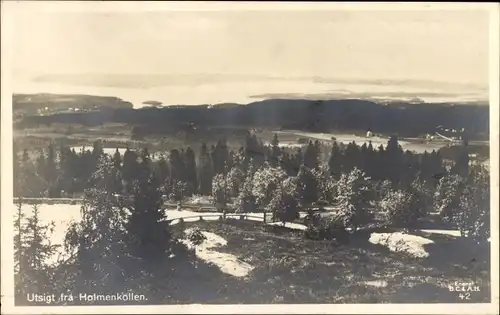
[369,232,434,258]
[182,229,254,278]
[266,221,307,231]
[420,229,461,237]
[187,196,213,205]
[362,280,388,288]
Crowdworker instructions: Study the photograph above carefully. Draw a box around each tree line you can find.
[17,98,489,139]
[14,132,465,200]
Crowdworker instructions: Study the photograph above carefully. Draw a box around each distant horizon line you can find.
[12,91,489,108]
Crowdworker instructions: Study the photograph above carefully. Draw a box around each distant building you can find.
[436,125,465,141]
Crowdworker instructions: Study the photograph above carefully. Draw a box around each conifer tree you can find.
[184,147,198,195]
[296,165,319,205]
[126,167,171,263]
[198,142,213,195]
[328,141,342,180]
[169,149,186,184]
[343,142,361,174]
[15,202,58,302]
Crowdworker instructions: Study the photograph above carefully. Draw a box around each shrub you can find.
[186,228,207,247]
[434,174,465,222]
[235,178,257,213]
[304,213,349,244]
[379,189,414,227]
[334,168,374,232]
[266,177,300,225]
[454,166,490,240]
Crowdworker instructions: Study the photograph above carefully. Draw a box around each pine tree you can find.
[212,138,230,175]
[296,165,319,206]
[343,142,361,174]
[303,141,319,170]
[291,148,303,176]
[244,132,264,167]
[359,141,375,179]
[58,144,78,197]
[374,144,386,181]
[92,139,104,160]
[269,133,281,167]
[112,149,122,170]
[169,149,186,183]
[122,148,139,184]
[157,154,170,185]
[125,168,172,263]
[184,147,198,195]
[198,143,213,195]
[451,146,469,178]
[15,202,58,302]
[328,141,342,180]
[385,135,404,185]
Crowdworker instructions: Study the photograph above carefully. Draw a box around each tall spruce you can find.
[198,142,213,195]
[184,147,198,195]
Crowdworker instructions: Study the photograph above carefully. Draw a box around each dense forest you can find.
[15,98,489,139]
[14,133,465,200]
[14,132,490,304]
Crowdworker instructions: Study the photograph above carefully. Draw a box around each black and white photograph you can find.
[1,2,498,314]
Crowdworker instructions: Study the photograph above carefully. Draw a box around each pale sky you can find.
[4,4,492,105]
[9,6,489,84]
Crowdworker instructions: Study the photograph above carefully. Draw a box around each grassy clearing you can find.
[171,220,490,304]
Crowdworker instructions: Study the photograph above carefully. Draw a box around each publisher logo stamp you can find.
[448,281,481,301]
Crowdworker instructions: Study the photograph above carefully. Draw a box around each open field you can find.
[14,121,487,157]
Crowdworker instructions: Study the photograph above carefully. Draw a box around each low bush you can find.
[304,211,349,244]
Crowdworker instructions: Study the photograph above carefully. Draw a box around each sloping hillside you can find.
[13,93,133,114]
